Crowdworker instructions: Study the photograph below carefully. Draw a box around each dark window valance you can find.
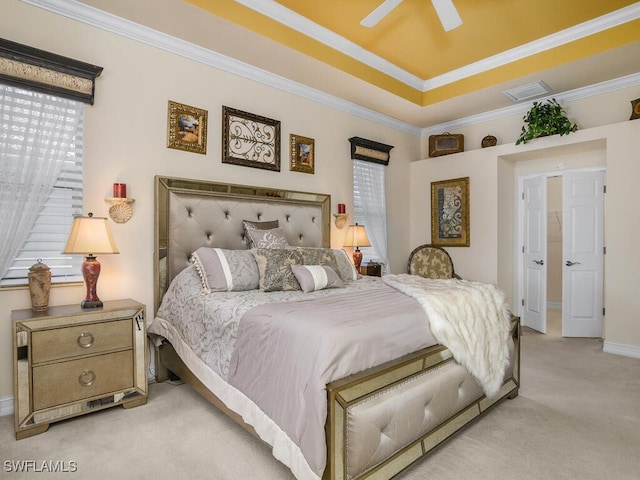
[348,136,393,166]
[0,38,103,104]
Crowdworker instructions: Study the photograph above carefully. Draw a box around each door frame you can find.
[515,166,606,332]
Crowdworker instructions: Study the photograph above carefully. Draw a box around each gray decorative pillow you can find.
[252,249,305,292]
[331,248,359,281]
[246,226,290,249]
[242,220,279,248]
[295,247,354,281]
[291,265,344,293]
[191,247,260,292]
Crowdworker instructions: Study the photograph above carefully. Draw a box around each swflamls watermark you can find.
[3,460,78,473]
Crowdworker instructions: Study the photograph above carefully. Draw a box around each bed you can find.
[149,176,521,480]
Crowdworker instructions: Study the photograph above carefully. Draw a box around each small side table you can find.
[12,299,147,439]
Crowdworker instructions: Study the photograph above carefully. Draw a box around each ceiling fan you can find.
[361,0,462,31]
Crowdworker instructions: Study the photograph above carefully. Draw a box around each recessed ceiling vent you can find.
[503,80,553,102]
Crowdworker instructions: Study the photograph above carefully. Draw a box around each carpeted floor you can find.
[2,309,639,479]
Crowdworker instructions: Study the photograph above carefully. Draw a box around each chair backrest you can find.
[407,244,457,279]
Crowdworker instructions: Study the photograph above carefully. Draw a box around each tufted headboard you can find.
[154,176,331,312]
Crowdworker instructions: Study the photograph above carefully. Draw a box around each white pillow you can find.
[291,265,344,293]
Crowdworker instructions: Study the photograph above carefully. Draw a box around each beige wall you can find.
[2,0,639,406]
[411,117,640,357]
[0,0,419,401]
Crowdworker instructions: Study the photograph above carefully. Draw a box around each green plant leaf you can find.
[516,98,578,144]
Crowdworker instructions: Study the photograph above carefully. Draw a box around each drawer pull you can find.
[78,370,96,387]
[77,332,95,349]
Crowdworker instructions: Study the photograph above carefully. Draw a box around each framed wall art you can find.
[222,106,281,171]
[431,177,470,247]
[167,100,207,155]
[348,136,393,165]
[290,134,315,174]
[630,97,640,120]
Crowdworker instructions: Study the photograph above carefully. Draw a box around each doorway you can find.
[521,169,605,337]
[547,176,563,336]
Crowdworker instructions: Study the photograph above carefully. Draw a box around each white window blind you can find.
[352,159,389,269]
[0,85,84,287]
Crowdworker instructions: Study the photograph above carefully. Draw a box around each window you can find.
[0,84,84,287]
[352,159,389,270]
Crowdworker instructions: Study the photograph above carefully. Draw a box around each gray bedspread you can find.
[227,282,437,476]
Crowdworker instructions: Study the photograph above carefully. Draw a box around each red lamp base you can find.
[81,255,103,309]
[352,248,363,269]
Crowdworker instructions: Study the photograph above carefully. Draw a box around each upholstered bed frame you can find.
[153,176,521,480]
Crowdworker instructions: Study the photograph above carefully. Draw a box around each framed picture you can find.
[290,134,315,174]
[431,177,470,247]
[222,106,280,171]
[630,98,640,120]
[167,100,207,155]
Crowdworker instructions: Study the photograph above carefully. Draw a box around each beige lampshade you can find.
[343,223,371,248]
[63,213,119,255]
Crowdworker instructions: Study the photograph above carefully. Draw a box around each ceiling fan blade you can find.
[431,0,462,31]
[360,0,405,28]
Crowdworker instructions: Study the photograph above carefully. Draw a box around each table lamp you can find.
[63,213,119,309]
[343,223,371,269]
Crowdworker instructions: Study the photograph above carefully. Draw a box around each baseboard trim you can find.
[547,301,562,310]
[0,396,14,417]
[603,341,640,359]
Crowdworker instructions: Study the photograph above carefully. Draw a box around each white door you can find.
[522,176,547,333]
[562,171,605,337]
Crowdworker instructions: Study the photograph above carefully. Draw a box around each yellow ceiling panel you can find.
[185,0,640,105]
[420,19,640,106]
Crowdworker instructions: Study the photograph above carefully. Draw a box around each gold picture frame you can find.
[431,177,470,247]
[290,134,315,174]
[630,98,640,120]
[167,100,207,155]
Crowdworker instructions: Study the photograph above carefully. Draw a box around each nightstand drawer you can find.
[31,319,132,364]
[33,350,134,411]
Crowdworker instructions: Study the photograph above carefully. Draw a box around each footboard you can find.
[324,317,521,480]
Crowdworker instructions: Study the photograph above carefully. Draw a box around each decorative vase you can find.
[28,260,51,312]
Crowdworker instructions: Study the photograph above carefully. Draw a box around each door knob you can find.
[565,260,581,266]
[532,260,544,266]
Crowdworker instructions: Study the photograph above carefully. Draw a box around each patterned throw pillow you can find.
[245,226,290,249]
[252,248,305,292]
[291,265,344,293]
[295,247,358,281]
[191,247,260,292]
[331,248,359,281]
[242,220,279,248]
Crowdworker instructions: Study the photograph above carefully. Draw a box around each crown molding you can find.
[420,71,640,137]
[422,3,640,91]
[20,0,422,136]
[233,0,424,89]
[17,0,640,138]
[233,1,640,93]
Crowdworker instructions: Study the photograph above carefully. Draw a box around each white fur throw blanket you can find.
[383,274,511,397]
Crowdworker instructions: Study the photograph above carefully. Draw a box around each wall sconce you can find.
[333,203,348,229]
[62,213,119,309]
[105,182,134,223]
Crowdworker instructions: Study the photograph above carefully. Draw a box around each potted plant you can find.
[516,98,578,145]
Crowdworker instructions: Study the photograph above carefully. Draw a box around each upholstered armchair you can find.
[407,244,461,279]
